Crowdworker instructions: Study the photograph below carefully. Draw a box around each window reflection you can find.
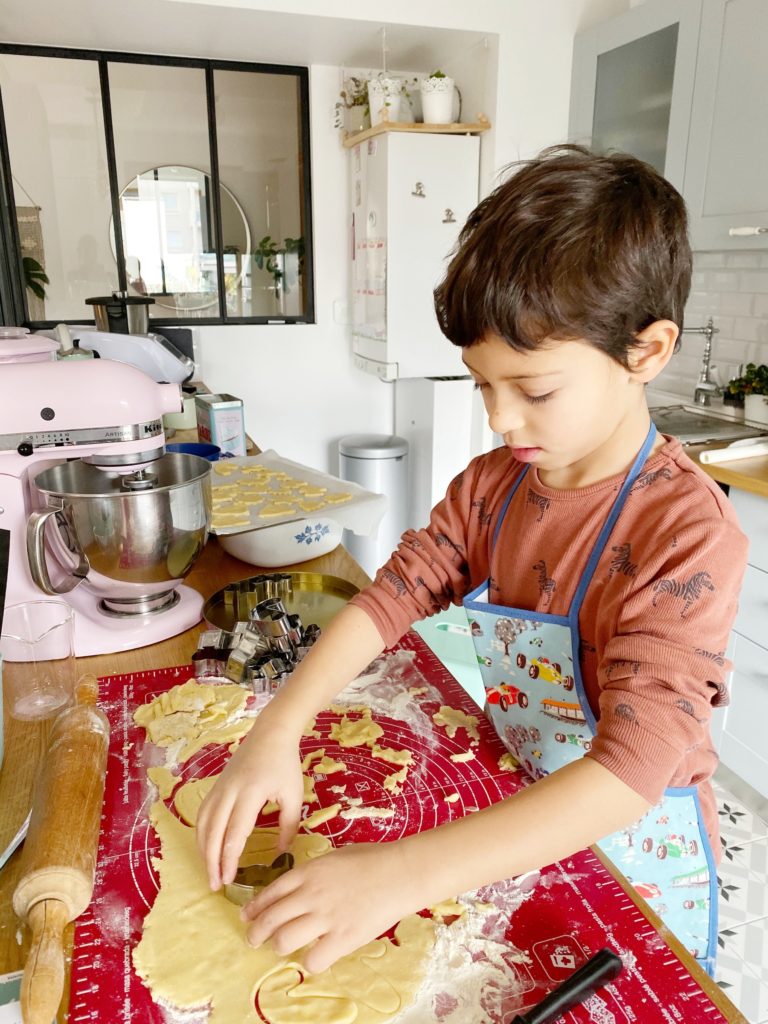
[117,166,250,314]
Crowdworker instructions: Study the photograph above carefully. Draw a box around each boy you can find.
[197,146,747,977]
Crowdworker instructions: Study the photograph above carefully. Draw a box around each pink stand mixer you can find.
[0,358,212,657]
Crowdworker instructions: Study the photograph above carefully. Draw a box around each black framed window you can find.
[0,46,314,328]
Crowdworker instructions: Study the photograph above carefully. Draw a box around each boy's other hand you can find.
[240,840,414,973]
[196,720,304,891]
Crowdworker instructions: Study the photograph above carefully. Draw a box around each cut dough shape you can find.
[134,804,433,1022]
[432,706,480,743]
[329,715,384,749]
[302,803,342,831]
[147,766,178,800]
[174,774,220,826]
[371,745,413,767]
[450,750,476,763]
[498,752,519,772]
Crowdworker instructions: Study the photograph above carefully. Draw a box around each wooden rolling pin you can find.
[12,675,110,1024]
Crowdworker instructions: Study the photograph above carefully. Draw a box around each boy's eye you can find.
[472,382,489,392]
[524,392,554,404]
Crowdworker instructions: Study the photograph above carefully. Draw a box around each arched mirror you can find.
[113,165,251,315]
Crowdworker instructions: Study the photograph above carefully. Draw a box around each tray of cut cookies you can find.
[209,449,387,536]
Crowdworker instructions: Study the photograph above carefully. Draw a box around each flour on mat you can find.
[391,884,534,1024]
[336,650,444,739]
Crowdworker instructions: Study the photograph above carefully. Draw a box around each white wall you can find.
[655,251,768,400]
[193,0,630,474]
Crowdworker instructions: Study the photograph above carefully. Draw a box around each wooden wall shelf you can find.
[342,114,491,149]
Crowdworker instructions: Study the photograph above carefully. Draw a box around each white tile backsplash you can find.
[655,250,768,400]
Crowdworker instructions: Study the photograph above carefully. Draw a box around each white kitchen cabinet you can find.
[717,487,768,797]
[350,131,480,381]
[569,0,702,193]
[684,0,768,251]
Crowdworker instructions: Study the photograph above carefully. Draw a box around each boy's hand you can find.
[240,840,416,973]
[196,721,304,891]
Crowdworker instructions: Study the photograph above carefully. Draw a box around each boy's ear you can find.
[628,320,679,382]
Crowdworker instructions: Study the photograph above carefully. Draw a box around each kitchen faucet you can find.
[682,317,720,406]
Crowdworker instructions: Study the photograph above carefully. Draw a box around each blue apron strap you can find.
[568,422,657,623]
[490,464,530,550]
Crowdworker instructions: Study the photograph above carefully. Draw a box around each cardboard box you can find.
[195,393,247,456]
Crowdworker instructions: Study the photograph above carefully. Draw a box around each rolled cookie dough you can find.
[133,802,434,1023]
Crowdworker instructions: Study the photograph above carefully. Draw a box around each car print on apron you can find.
[464,425,718,975]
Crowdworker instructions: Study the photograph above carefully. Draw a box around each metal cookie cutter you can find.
[224,852,294,906]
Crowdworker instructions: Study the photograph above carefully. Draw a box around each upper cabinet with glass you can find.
[0,48,312,327]
[569,0,702,193]
[571,0,768,251]
[683,0,768,251]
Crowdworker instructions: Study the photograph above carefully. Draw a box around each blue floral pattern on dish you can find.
[295,523,331,545]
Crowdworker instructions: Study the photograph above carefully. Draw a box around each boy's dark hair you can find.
[434,144,692,367]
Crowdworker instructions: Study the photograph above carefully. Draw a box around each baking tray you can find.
[209,449,386,536]
[203,571,360,632]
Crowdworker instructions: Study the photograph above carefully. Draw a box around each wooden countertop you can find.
[0,539,744,1021]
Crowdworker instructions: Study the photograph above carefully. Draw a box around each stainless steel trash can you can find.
[338,434,408,579]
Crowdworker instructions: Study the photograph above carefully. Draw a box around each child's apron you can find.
[463,426,718,974]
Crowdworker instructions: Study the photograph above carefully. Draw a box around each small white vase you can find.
[744,392,768,426]
[367,78,404,126]
[420,76,457,124]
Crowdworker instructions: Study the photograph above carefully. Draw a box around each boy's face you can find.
[463,333,650,485]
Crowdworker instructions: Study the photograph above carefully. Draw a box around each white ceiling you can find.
[0,0,490,71]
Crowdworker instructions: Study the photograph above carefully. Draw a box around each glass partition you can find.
[0,52,113,323]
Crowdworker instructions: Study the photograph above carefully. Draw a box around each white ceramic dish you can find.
[217,516,342,567]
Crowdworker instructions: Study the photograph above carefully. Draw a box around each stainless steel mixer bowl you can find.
[28,454,211,604]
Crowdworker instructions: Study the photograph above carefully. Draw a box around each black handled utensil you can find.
[510,947,623,1024]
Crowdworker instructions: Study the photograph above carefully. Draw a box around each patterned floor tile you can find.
[717,847,768,930]
[721,838,768,877]
[718,919,768,988]
[716,934,768,1023]
[718,797,768,847]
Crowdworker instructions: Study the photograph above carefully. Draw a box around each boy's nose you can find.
[488,397,525,435]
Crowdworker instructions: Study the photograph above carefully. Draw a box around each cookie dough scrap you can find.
[340,806,395,822]
[371,744,414,767]
[301,748,326,771]
[432,706,480,744]
[302,803,342,831]
[174,774,219,826]
[147,765,179,800]
[329,715,384,748]
[498,752,519,772]
[313,755,347,776]
[450,750,476,764]
[430,897,466,921]
[134,680,251,765]
[133,802,435,1023]
[383,766,409,794]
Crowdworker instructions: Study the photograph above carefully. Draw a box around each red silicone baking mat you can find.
[68,632,739,1023]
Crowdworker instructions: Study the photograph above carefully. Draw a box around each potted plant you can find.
[23,256,49,301]
[420,69,460,124]
[335,76,370,135]
[367,73,405,126]
[726,363,768,425]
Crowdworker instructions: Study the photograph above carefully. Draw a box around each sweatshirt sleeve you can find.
[585,516,749,805]
[349,457,496,648]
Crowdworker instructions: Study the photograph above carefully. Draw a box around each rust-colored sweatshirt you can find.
[350,437,749,855]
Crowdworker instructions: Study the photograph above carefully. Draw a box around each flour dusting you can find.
[393,883,535,1023]
[336,650,444,740]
